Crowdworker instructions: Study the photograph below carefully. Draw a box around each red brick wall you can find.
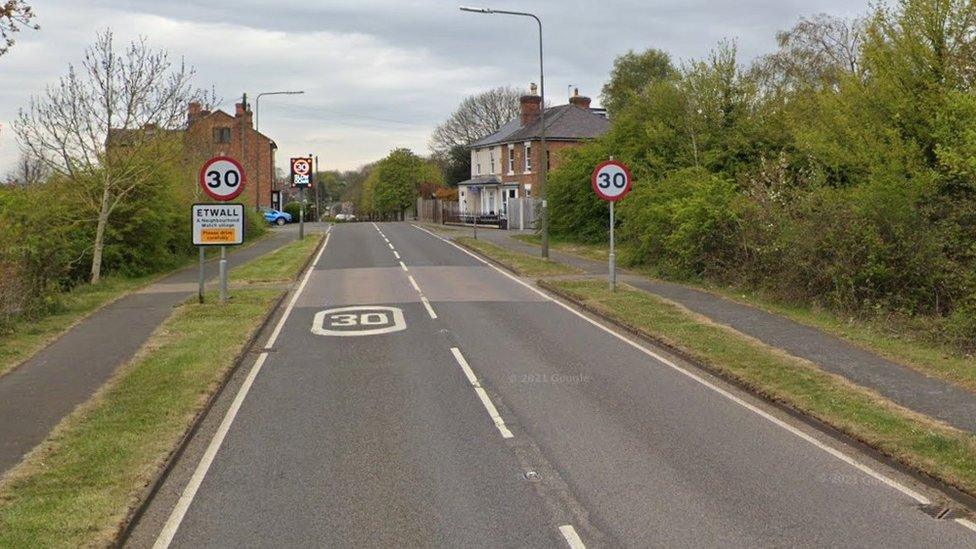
[185,106,275,208]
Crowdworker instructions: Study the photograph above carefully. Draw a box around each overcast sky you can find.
[0,0,870,174]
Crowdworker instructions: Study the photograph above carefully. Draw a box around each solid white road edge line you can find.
[450,347,514,439]
[420,296,438,320]
[410,223,938,508]
[957,517,976,533]
[559,524,586,549]
[153,230,332,549]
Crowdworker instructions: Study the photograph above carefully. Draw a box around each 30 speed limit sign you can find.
[591,160,632,201]
[199,156,246,201]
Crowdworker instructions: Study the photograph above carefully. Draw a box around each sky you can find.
[0,0,870,174]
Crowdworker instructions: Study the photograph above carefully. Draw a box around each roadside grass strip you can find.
[0,289,281,547]
[541,279,976,498]
[455,236,582,277]
[514,234,976,397]
[0,237,320,547]
[0,274,159,378]
[229,234,323,284]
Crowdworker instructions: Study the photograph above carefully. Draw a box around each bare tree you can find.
[15,30,207,283]
[3,152,47,185]
[429,86,522,154]
[0,0,37,57]
[753,14,865,94]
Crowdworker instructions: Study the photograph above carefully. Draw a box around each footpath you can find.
[475,228,976,436]
[0,224,323,475]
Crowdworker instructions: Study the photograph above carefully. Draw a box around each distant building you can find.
[458,84,609,216]
[108,102,278,209]
[185,102,278,209]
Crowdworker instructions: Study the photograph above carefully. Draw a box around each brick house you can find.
[458,85,609,216]
[185,102,277,209]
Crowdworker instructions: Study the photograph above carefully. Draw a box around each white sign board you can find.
[192,203,245,246]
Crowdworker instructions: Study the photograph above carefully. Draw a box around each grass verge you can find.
[0,232,319,546]
[0,289,282,547]
[455,236,582,277]
[230,234,323,284]
[515,235,976,395]
[542,279,976,497]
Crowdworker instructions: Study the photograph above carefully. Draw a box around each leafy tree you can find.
[600,48,675,115]
[373,148,423,216]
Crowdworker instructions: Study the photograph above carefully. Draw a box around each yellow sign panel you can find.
[200,228,238,244]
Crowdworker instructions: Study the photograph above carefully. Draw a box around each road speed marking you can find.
[311,306,406,337]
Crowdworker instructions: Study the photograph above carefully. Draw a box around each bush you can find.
[547,144,615,243]
[282,201,302,221]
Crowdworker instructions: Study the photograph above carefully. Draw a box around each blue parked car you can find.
[261,207,292,226]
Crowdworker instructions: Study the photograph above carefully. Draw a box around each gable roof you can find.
[469,104,609,149]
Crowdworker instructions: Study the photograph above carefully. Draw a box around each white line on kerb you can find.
[450,347,513,438]
[411,224,944,512]
[153,231,332,549]
[559,525,586,549]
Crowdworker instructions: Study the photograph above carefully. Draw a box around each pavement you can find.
[127,221,976,548]
[0,223,326,476]
[476,228,976,436]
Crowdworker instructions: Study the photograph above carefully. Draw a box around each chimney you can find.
[235,102,253,128]
[520,82,542,127]
[569,87,591,110]
[187,101,202,125]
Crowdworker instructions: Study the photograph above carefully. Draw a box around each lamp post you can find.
[255,90,304,212]
[460,6,548,259]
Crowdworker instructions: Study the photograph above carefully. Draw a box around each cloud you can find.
[0,0,870,174]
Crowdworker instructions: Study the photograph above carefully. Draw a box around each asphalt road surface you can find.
[135,221,976,548]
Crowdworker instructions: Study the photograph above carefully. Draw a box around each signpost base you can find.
[219,246,228,302]
[609,201,616,292]
[198,247,205,304]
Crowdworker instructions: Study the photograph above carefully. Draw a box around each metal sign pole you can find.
[198,247,205,304]
[299,187,305,240]
[609,201,616,292]
[219,246,228,302]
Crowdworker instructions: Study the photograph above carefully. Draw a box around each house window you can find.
[524,143,532,172]
[476,162,481,175]
[489,150,495,174]
[213,127,231,144]
[524,184,532,197]
[508,146,515,173]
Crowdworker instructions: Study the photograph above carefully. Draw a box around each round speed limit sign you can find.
[199,156,246,201]
[591,160,632,201]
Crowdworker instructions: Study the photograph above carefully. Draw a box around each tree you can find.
[600,48,675,115]
[15,30,206,284]
[433,144,471,186]
[3,152,47,185]
[429,86,522,154]
[0,0,37,58]
[373,148,423,217]
[752,14,865,94]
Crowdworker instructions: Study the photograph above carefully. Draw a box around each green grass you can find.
[518,235,976,395]
[230,234,323,284]
[543,279,976,496]
[0,274,159,378]
[0,288,282,547]
[455,236,582,277]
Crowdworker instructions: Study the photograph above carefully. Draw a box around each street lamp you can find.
[254,90,304,212]
[460,6,549,259]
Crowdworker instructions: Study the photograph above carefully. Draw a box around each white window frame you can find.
[489,150,495,174]
[507,144,515,174]
[524,142,532,173]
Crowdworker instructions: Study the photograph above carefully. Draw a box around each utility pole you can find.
[314,154,321,224]
[241,92,252,210]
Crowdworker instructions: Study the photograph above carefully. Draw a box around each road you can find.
[134,221,976,548]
